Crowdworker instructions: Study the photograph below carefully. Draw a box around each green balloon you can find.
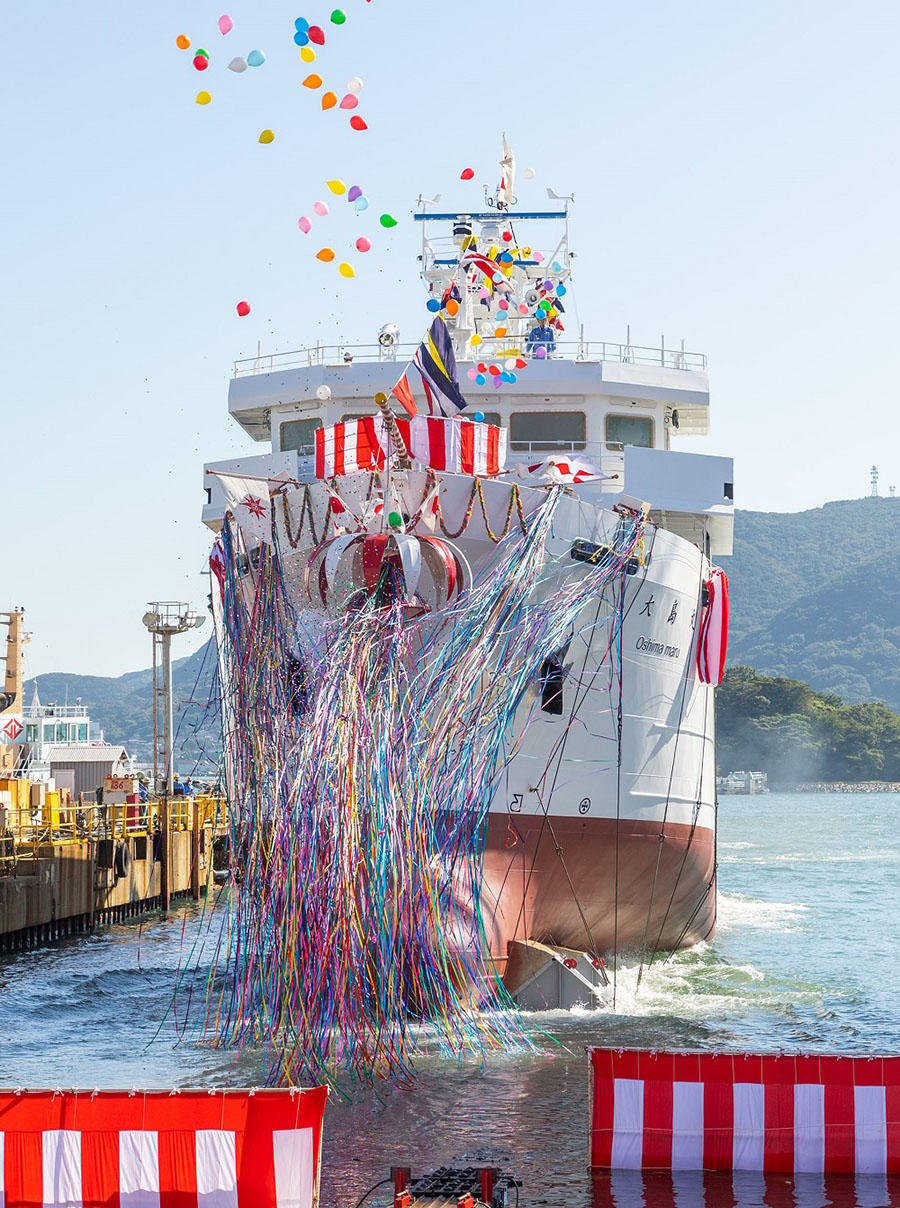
[379,213,398,229]
[330,8,347,23]
[388,511,403,529]
[196,47,210,58]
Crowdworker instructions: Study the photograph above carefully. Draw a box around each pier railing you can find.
[0,795,228,864]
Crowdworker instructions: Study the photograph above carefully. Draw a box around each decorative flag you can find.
[524,455,607,485]
[391,371,418,418]
[210,474,274,546]
[315,416,409,478]
[313,417,505,480]
[0,1087,328,1206]
[209,537,227,593]
[413,317,466,416]
[589,1047,900,1174]
[498,134,516,209]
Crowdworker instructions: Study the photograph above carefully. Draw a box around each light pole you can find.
[141,602,205,911]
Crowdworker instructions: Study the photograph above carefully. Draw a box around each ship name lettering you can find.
[635,635,680,659]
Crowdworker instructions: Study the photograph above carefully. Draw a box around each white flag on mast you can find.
[498,135,516,209]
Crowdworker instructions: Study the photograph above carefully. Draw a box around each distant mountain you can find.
[25,641,220,774]
[720,496,900,711]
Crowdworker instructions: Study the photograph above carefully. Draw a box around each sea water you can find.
[1,792,898,1207]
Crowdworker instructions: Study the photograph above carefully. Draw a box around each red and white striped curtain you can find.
[314,417,505,479]
[0,1087,327,1206]
[589,1049,900,1174]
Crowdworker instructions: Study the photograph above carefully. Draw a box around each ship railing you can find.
[0,795,229,863]
[233,339,707,377]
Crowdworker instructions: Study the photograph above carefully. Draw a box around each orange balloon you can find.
[316,247,335,262]
[302,73,323,89]
[321,91,337,110]
[445,298,459,317]
[494,326,507,338]
[176,34,191,49]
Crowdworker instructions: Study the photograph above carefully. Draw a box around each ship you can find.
[201,161,734,999]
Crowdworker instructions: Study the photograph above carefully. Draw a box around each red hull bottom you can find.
[479,813,716,978]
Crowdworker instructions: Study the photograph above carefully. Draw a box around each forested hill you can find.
[720,496,899,711]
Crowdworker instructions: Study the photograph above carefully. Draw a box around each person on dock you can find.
[183,777,196,797]
[172,774,185,798]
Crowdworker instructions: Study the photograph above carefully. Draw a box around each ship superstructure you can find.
[202,186,733,990]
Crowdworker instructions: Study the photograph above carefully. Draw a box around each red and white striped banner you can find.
[589,1049,900,1174]
[314,417,505,479]
[0,1087,327,1207]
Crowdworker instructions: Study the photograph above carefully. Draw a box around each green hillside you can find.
[717,665,900,785]
[720,496,900,710]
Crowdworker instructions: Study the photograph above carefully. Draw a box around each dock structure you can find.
[0,788,227,952]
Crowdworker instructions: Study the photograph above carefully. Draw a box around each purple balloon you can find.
[347,185,362,202]
[533,346,548,360]
[543,278,553,291]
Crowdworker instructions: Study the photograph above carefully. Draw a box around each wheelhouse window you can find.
[26,724,38,743]
[77,723,88,742]
[279,417,322,454]
[605,414,654,449]
[509,411,586,452]
[43,723,54,743]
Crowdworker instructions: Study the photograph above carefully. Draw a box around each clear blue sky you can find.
[3,0,898,677]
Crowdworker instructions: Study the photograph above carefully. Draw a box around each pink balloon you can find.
[498,298,509,310]
[355,236,371,253]
[518,303,529,315]
[339,93,359,110]
[298,216,312,233]
[313,200,328,216]
[477,287,490,301]
[534,251,545,263]
[218,14,233,34]
[466,368,478,382]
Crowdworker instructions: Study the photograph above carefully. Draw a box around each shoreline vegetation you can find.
[717,666,900,789]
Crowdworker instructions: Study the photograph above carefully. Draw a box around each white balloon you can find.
[523,166,536,180]
[316,384,332,401]
[228,56,248,72]
[347,76,363,93]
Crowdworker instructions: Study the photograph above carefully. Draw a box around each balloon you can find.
[330,8,347,23]
[426,299,441,313]
[473,411,485,422]
[494,326,507,337]
[193,55,209,70]
[534,251,545,263]
[355,236,371,253]
[339,93,359,109]
[354,196,369,211]
[195,91,212,105]
[493,375,503,390]
[477,287,490,301]
[388,511,403,529]
[313,200,329,216]
[298,216,312,233]
[308,25,325,44]
[502,230,513,242]
[258,129,275,144]
[294,30,309,45]
[326,179,346,195]
[543,279,553,291]
[538,299,551,312]
[516,358,527,369]
[303,73,322,88]
[499,252,513,264]
[446,298,459,317]
[505,358,517,370]
[321,91,337,109]
[501,372,512,383]
[316,384,332,401]
[228,56,248,71]
[470,334,482,346]
[347,76,363,92]
[349,115,368,131]
[379,213,398,228]
[475,373,486,386]
[247,49,265,66]
[557,284,567,297]
[488,364,501,376]
[300,46,316,61]
[498,298,509,311]
[548,307,558,320]
[338,262,355,278]
[236,300,250,317]
[460,167,475,180]
[295,17,310,30]
[218,14,233,34]
[523,167,536,180]
[518,304,530,315]
[551,261,562,272]
[196,48,210,58]
[316,247,335,262]
[176,34,191,50]
[533,345,547,360]
[466,368,478,382]
[477,363,487,373]
[347,185,362,201]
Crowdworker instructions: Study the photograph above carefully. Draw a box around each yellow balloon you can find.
[326,179,347,195]
[316,247,335,262]
[300,46,316,62]
[258,129,275,144]
[302,73,323,89]
[338,262,355,278]
[470,334,483,347]
[487,245,499,260]
[195,91,212,105]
